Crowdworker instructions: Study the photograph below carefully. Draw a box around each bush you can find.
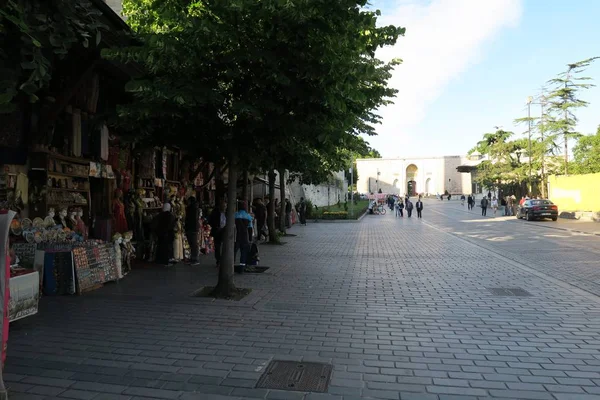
[322,211,348,220]
[344,201,348,211]
[304,199,314,219]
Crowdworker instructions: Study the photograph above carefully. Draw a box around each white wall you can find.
[356,156,473,196]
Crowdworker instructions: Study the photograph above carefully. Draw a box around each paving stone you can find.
[6,204,600,400]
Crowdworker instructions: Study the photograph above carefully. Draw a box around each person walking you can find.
[285,198,292,228]
[208,201,226,268]
[406,200,414,218]
[185,196,200,265]
[467,195,473,210]
[254,198,267,240]
[460,194,465,206]
[480,196,489,216]
[234,201,253,267]
[153,203,177,267]
[491,196,498,217]
[416,198,424,218]
[298,197,307,225]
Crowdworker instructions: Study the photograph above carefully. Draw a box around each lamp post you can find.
[526,96,533,195]
[349,166,353,216]
[376,169,381,193]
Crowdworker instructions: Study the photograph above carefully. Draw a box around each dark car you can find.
[516,199,558,221]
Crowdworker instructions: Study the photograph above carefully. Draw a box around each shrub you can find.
[322,211,348,220]
[304,199,314,218]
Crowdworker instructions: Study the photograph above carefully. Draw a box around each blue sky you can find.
[367,0,600,158]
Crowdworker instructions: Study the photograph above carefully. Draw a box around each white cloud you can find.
[369,0,523,156]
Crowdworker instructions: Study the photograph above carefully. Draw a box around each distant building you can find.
[356,155,481,196]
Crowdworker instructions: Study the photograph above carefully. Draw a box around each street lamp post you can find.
[376,169,380,193]
[526,96,533,195]
[349,166,354,216]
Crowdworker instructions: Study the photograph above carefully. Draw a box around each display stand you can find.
[9,271,39,322]
[28,151,90,221]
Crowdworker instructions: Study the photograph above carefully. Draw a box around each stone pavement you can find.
[6,200,600,400]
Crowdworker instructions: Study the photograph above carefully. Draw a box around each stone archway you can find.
[406,164,418,196]
[425,178,432,195]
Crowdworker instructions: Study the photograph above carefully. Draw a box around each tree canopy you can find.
[105,0,404,295]
[572,126,600,175]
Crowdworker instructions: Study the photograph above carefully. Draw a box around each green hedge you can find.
[321,211,348,220]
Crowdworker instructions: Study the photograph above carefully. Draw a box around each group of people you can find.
[153,196,203,266]
[461,191,543,217]
[387,195,424,218]
[207,196,308,268]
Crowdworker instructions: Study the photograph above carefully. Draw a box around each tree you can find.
[545,57,598,175]
[0,0,108,113]
[107,0,404,296]
[469,129,527,196]
[572,126,600,174]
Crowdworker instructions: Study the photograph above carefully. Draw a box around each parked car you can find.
[516,199,558,221]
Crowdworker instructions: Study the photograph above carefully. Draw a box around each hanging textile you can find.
[16,173,28,205]
[80,112,90,156]
[138,149,155,179]
[100,124,109,161]
[72,109,82,157]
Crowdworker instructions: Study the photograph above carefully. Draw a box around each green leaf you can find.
[20,61,37,70]
[19,81,38,95]
[96,30,101,46]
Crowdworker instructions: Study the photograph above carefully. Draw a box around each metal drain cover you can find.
[256,361,332,392]
[487,287,532,297]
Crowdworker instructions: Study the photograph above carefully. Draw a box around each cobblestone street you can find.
[6,200,600,400]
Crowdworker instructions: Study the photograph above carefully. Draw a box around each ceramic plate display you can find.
[32,217,44,228]
[21,218,33,230]
[24,231,35,243]
[43,217,55,228]
[10,218,22,236]
[33,231,43,243]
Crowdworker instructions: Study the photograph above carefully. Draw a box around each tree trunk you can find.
[279,169,287,235]
[215,164,225,204]
[241,169,249,206]
[267,169,279,243]
[564,132,569,176]
[212,152,238,297]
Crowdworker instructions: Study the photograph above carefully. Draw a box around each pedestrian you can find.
[185,196,200,265]
[208,201,226,268]
[467,195,473,210]
[480,196,488,216]
[406,200,414,217]
[491,196,498,217]
[460,194,465,206]
[234,201,253,267]
[396,200,404,217]
[298,197,307,225]
[254,198,267,240]
[285,198,292,228]
[153,203,176,267]
[416,197,423,218]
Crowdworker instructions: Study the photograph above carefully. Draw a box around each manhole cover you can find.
[256,360,332,392]
[487,287,532,297]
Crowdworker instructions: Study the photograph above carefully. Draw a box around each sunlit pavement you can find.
[6,201,600,400]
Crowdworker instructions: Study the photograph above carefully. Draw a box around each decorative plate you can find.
[10,218,22,236]
[21,218,33,230]
[32,217,44,228]
[33,231,43,243]
[57,230,66,241]
[24,231,35,243]
[43,216,55,228]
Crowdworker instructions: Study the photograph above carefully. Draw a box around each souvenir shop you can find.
[1,53,217,326]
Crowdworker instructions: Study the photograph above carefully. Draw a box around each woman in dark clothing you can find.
[153,203,177,266]
[185,197,200,264]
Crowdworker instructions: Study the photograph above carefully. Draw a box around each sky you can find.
[366,0,600,158]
